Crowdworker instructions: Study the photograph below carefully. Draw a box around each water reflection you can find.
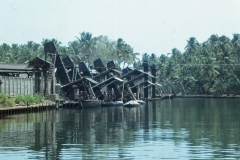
[0,98,240,159]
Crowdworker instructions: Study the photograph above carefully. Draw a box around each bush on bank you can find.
[0,93,42,108]
[14,94,42,105]
[0,93,14,107]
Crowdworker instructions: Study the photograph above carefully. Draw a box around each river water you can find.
[0,98,240,159]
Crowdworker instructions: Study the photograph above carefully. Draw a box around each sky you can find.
[1,0,240,57]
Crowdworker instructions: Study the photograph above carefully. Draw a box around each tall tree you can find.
[76,32,97,67]
[184,37,199,63]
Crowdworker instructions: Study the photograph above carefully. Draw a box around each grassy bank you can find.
[0,93,42,108]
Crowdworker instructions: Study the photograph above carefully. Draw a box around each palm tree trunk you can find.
[180,82,187,95]
[164,84,172,94]
[229,69,240,84]
[170,82,178,94]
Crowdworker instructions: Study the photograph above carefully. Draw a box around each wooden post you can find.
[4,76,6,94]
[142,61,148,101]
[20,78,22,95]
[7,77,11,95]
[52,70,55,94]
[23,78,25,95]
[150,64,156,99]
[34,72,38,94]
[16,77,19,95]
[0,76,2,93]
[35,72,41,95]
[44,70,48,97]
[26,77,29,95]
[12,77,14,97]
[30,77,33,96]
[41,71,44,97]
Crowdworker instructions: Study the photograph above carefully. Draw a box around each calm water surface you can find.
[0,98,240,159]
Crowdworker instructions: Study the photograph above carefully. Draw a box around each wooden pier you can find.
[0,101,56,116]
[0,99,85,117]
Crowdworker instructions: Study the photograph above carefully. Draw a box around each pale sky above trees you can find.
[1,0,240,57]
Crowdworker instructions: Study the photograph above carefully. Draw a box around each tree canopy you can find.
[142,34,240,95]
[1,32,240,95]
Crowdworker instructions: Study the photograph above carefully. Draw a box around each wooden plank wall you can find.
[0,76,34,96]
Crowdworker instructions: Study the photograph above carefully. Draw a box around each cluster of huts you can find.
[0,41,167,108]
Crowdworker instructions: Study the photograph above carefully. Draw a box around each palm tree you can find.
[67,40,84,64]
[115,38,137,68]
[128,52,140,66]
[168,48,188,94]
[76,32,97,67]
[231,33,240,62]
[212,36,240,86]
[0,43,10,62]
[184,37,199,63]
[116,38,127,66]
[93,36,117,65]
[10,44,21,63]
[142,53,149,62]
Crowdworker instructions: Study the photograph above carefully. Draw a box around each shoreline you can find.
[175,95,240,98]
[1,95,239,116]
[0,101,56,116]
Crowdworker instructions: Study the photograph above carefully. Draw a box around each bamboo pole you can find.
[121,83,124,101]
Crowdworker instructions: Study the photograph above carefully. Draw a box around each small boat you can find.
[136,99,146,104]
[123,100,140,107]
[79,99,101,108]
[101,101,123,107]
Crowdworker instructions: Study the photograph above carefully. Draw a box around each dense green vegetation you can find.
[1,32,240,95]
[143,34,240,95]
[0,32,139,68]
[0,93,14,107]
[14,94,42,105]
[0,93,42,108]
